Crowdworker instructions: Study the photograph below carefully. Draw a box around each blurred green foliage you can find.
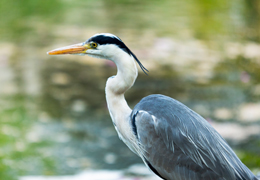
[0,95,57,180]
[0,0,260,180]
[0,0,64,41]
[0,0,260,42]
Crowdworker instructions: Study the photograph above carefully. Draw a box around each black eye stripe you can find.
[86,35,149,75]
[87,35,125,49]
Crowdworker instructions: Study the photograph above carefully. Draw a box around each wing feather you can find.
[131,94,257,180]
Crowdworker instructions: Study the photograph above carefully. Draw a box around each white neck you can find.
[105,50,138,142]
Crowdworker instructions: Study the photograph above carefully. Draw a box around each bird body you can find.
[48,33,258,180]
[132,94,257,180]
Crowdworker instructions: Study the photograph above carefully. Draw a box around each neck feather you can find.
[105,50,138,129]
[105,50,138,95]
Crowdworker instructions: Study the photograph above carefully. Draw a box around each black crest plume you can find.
[87,34,149,75]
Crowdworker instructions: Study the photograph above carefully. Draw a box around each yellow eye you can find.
[91,42,97,48]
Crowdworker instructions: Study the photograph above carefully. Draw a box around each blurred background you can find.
[0,0,260,179]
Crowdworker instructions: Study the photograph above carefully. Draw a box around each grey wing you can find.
[131,94,257,180]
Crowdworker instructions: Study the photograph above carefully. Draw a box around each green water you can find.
[0,0,260,179]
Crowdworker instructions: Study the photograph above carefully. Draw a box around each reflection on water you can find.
[0,0,260,180]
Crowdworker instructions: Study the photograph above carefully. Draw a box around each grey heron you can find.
[47,33,258,180]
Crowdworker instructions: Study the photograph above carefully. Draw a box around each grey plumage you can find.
[47,33,258,180]
[131,94,257,180]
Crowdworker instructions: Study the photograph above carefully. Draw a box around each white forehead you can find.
[92,33,121,41]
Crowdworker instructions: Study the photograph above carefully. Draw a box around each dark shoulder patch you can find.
[131,111,138,138]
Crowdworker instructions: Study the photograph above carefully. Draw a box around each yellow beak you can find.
[47,43,91,55]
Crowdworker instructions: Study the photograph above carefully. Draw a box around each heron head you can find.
[47,33,148,74]
[47,33,127,58]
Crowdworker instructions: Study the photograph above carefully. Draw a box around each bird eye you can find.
[91,42,98,48]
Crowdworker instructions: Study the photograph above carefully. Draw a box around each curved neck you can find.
[105,51,138,127]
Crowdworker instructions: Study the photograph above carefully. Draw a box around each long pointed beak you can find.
[47,43,90,55]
